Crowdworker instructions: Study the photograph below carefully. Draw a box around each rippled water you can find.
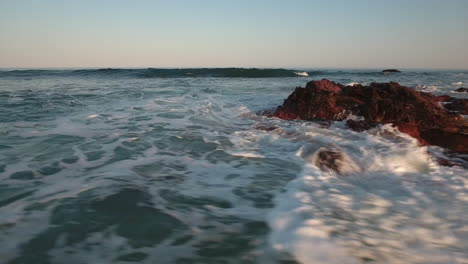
[0,70,467,263]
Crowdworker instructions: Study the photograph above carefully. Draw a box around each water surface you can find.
[0,69,467,263]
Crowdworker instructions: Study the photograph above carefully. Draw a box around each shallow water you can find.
[0,69,467,263]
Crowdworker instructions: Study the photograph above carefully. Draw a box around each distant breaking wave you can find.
[0,68,310,78]
[3,68,465,80]
[294,72,309,77]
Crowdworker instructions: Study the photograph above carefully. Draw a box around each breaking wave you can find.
[4,68,465,80]
[0,68,308,79]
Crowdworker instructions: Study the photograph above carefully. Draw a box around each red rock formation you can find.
[272,79,468,153]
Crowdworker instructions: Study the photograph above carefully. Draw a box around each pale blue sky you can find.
[1,0,467,69]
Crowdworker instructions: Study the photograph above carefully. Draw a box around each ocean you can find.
[0,68,467,264]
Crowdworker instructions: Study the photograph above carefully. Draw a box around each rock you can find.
[271,79,468,153]
[444,98,468,115]
[314,148,344,174]
[254,124,279,131]
[437,95,452,102]
[432,150,468,168]
[382,69,400,73]
[302,146,361,175]
[436,158,457,167]
[455,87,468,93]
[439,94,468,115]
[346,120,378,132]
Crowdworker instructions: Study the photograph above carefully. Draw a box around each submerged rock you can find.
[271,79,468,153]
[306,146,361,175]
[254,124,279,131]
[314,147,361,175]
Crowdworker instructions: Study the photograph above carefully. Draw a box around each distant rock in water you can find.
[455,87,468,93]
[382,69,401,73]
[270,79,468,153]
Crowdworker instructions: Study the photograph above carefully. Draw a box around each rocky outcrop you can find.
[271,79,468,153]
[455,87,468,93]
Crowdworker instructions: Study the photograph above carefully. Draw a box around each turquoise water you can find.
[0,69,467,263]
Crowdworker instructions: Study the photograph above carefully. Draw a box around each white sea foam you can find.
[267,125,468,263]
[231,152,265,158]
[294,72,309,77]
[346,82,361,86]
[415,84,440,93]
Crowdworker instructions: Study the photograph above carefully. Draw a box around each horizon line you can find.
[1,66,468,71]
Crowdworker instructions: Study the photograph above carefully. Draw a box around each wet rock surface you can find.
[444,98,468,115]
[455,87,468,93]
[307,146,362,175]
[271,79,468,153]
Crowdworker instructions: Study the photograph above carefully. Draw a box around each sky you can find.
[1,0,467,69]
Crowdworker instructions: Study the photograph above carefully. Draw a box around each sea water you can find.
[0,69,467,263]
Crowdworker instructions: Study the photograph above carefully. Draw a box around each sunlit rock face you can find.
[271,79,468,153]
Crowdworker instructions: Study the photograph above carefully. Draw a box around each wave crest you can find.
[0,68,305,78]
